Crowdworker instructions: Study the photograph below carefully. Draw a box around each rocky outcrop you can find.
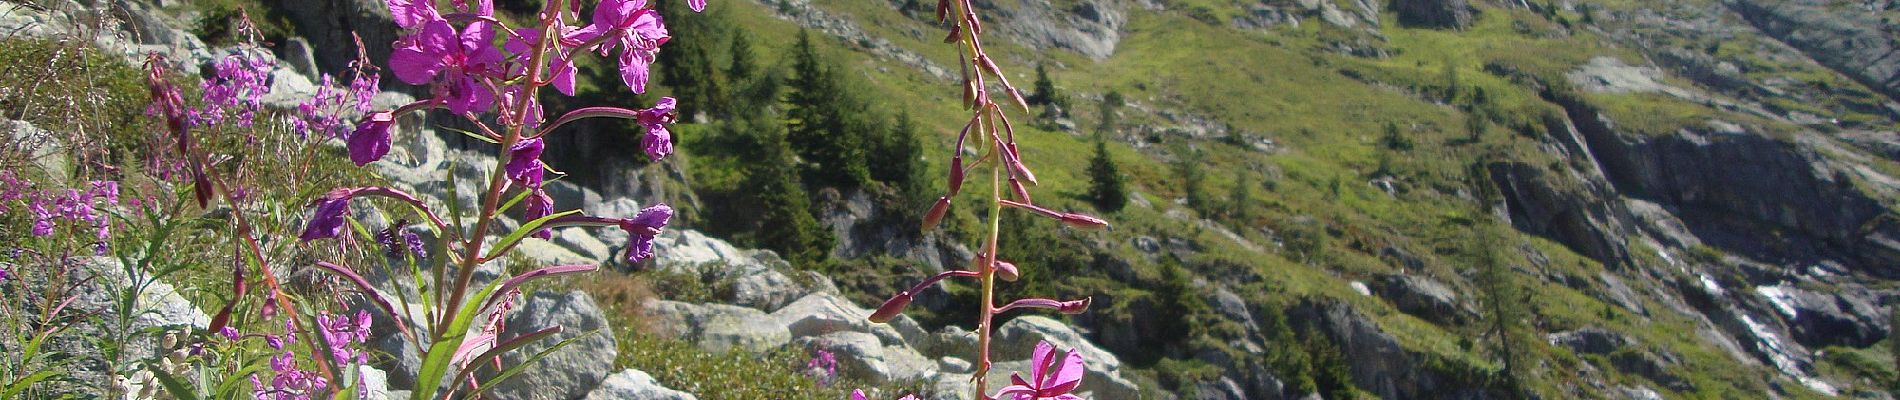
[1394,0,1474,29]
[1728,0,1900,104]
[1288,300,1498,399]
[1372,274,1476,325]
[585,369,697,400]
[263,0,403,87]
[492,291,619,400]
[970,0,1125,60]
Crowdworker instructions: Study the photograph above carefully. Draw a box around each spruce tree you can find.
[869,111,928,206]
[733,106,834,265]
[785,29,871,189]
[1030,64,1057,106]
[726,31,756,84]
[1225,169,1255,222]
[1099,89,1125,135]
[1085,138,1127,212]
[1176,146,1209,214]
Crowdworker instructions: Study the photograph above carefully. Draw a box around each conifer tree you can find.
[1225,169,1255,222]
[1099,89,1125,135]
[1085,138,1127,212]
[1176,146,1209,214]
[869,111,928,206]
[785,29,871,189]
[726,31,756,84]
[1030,63,1057,106]
[733,104,834,265]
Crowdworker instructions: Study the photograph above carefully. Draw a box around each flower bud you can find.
[947,156,964,195]
[1058,297,1092,314]
[1058,212,1110,230]
[1009,177,1032,203]
[921,196,950,231]
[869,291,913,323]
[161,333,178,350]
[995,260,1019,282]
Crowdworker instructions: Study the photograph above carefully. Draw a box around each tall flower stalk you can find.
[289,0,693,398]
[865,0,1106,398]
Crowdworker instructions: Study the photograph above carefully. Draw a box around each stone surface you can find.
[584,369,698,400]
[1394,0,1473,29]
[492,291,618,400]
[794,331,937,384]
[645,300,791,353]
[1372,274,1475,324]
[992,316,1139,400]
[1548,327,1634,355]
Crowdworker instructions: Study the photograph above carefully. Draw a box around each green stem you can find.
[975,109,1003,398]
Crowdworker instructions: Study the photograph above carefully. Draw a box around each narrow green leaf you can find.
[414,278,503,400]
[483,210,581,260]
[1,369,60,398]
[439,125,500,144]
[144,365,203,400]
[468,330,598,397]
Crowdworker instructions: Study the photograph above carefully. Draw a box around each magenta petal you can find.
[987,384,1037,400]
[618,50,651,94]
[299,196,351,242]
[1044,349,1086,395]
[525,189,554,239]
[643,125,672,161]
[506,138,546,185]
[688,0,706,12]
[1030,341,1056,383]
[461,21,496,54]
[850,389,867,400]
[552,58,578,96]
[632,204,673,228]
[387,0,440,29]
[446,76,494,114]
[388,47,443,85]
[347,113,394,166]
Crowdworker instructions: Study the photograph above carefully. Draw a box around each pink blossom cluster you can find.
[0,170,120,254]
[806,349,839,386]
[195,51,276,128]
[252,319,329,400]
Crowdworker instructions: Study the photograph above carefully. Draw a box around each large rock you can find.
[266,0,404,88]
[992,316,1139,400]
[1729,0,1900,104]
[584,369,697,400]
[1394,0,1473,29]
[5,257,210,395]
[1372,274,1475,325]
[492,291,618,400]
[793,331,937,384]
[1755,284,1890,348]
[645,300,791,353]
[1547,327,1634,355]
[970,0,1124,60]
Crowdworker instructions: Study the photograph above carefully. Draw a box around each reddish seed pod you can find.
[870,292,913,323]
[921,196,951,230]
[948,156,964,195]
[936,0,950,22]
[1058,297,1092,314]
[1009,177,1032,203]
[943,25,961,44]
[1058,212,1110,230]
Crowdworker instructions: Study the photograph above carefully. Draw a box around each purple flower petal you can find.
[299,194,352,242]
[688,0,707,12]
[524,188,554,239]
[347,112,395,166]
[506,138,546,186]
[386,0,440,29]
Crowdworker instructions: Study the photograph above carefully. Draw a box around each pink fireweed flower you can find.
[524,188,555,239]
[573,0,669,93]
[299,191,353,242]
[390,19,504,114]
[196,51,275,128]
[688,0,708,12]
[348,111,396,166]
[505,27,582,96]
[386,0,440,30]
[620,204,672,264]
[637,97,677,161]
[990,341,1086,400]
[506,138,547,187]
